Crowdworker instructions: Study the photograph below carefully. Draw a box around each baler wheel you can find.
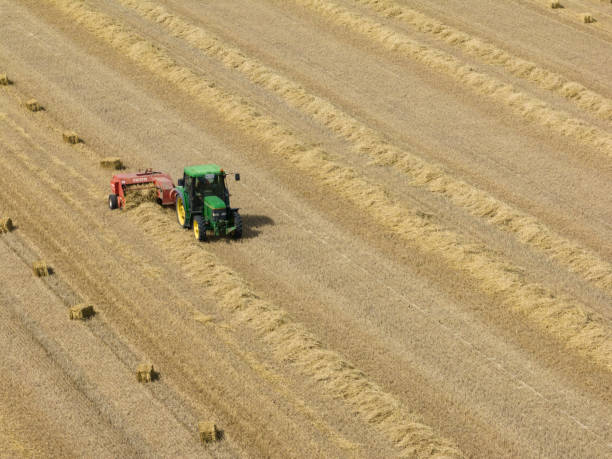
[109,194,118,210]
[176,196,188,228]
[193,215,207,242]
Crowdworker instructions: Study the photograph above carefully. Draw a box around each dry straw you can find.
[288,0,612,156]
[581,13,594,23]
[69,304,95,320]
[353,0,612,120]
[46,0,612,373]
[99,157,123,169]
[124,184,158,209]
[130,203,463,456]
[25,99,41,112]
[198,422,218,443]
[136,362,155,383]
[32,261,49,277]
[0,73,10,85]
[0,217,13,233]
[62,131,80,144]
[119,0,612,295]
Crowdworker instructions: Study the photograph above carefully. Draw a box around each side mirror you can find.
[178,178,184,187]
[235,173,240,181]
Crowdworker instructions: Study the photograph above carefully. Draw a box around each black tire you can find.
[108,194,118,210]
[232,211,242,239]
[193,215,207,242]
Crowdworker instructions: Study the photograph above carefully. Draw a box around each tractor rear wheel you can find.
[193,215,207,242]
[109,194,118,210]
[232,211,242,239]
[176,196,188,228]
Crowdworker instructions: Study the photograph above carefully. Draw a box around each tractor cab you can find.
[175,164,241,241]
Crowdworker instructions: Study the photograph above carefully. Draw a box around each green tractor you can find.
[174,164,242,241]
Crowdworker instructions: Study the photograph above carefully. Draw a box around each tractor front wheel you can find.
[232,211,242,239]
[193,215,207,242]
[109,194,118,210]
[176,196,188,228]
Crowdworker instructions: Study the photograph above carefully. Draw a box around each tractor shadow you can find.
[241,214,275,240]
[242,214,274,239]
[198,214,274,242]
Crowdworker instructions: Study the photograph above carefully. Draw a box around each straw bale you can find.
[99,157,123,169]
[581,13,594,23]
[136,363,155,382]
[198,421,218,443]
[0,217,13,233]
[551,1,561,8]
[25,99,41,112]
[69,304,95,320]
[0,73,10,85]
[62,131,80,144]
[32,261,49,277]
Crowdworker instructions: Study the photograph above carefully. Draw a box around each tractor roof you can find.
[184,164,222,177]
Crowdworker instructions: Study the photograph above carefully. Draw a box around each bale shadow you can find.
[83,309,96,320]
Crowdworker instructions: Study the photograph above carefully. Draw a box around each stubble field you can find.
[1,0,611,457]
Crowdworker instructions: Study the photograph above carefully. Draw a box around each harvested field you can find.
[0,0,610,457]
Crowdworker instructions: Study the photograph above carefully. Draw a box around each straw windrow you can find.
[115,0,612,295]
[287,0,612,157]
[131,202,464,457]
[352,0,612,122]
[46,0,612,372]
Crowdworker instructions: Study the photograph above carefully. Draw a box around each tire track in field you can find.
[284,0,612,157]
[41,0,612,372]
[350,0,612,122]
[113,0,612,297]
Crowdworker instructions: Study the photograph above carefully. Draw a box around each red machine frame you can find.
[109,169,177,209]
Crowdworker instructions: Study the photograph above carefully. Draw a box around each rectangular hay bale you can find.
[63,131,80,144]
[581,13,594,23]
[25,99,41,112]
[550,1,561,8]
[69,304,95,320]
[0,217,13,233]
[0,73,10,85]
[198,421,218,443]
[32,260,49,277]
[136,363,155,383]
[100,157,123,170]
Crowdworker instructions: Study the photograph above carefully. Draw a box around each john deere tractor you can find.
[174,164,242,241]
